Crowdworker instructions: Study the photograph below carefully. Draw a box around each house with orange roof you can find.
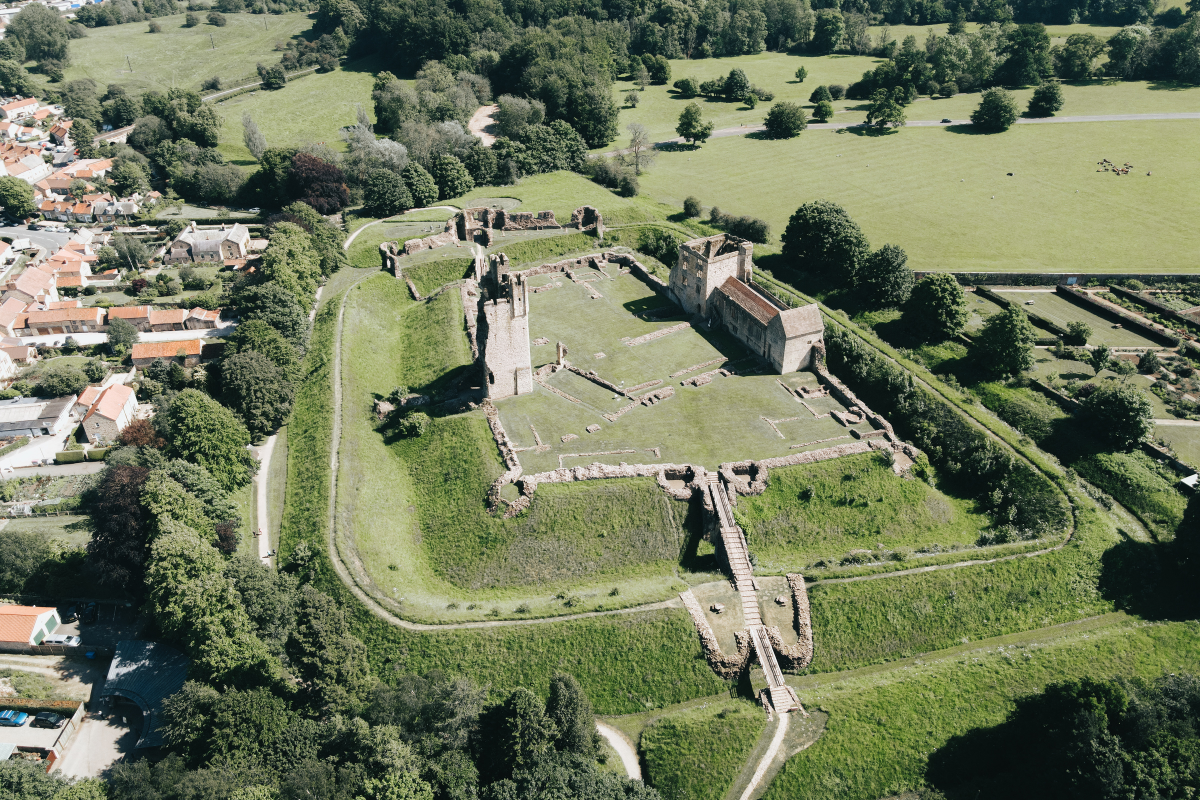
[0,606,62,650]
[20,307,104,336]
[4,267,58,305]
[1,344,37,363]
[148,308,189,332]
[45,300,81,310]
[0,97,39,121]
[0,297,28,337]
[131,339,202,367]
[80,383,137,445]
[185,308,221,329]
[32,108,51,121]
[107,305,151,331]
[49,119,71,145]
[73,385,102,417]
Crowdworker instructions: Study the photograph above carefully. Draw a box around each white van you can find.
[43,634,81,647]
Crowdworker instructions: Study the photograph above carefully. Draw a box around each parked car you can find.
[80,601,98,624]
[43,634,81,647]
[62,605,79,622]
[941,118,952,123]
[0,710,29,726]
[31,712,67,729]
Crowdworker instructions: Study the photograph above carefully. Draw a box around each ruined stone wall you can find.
[680,590,751,679]
[570,205,603,240]
[767,573,814,671]
[481,270,533,400]
[402,217,460,255]
[380,241,402,277]
[495,210,562,231]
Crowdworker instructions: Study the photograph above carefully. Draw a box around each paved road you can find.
[56,715,138,779]
[1154,418,1200,426]
[0,222,74,253]
[18,324,237,347]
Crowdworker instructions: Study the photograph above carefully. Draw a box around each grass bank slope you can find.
[640,701,767,800]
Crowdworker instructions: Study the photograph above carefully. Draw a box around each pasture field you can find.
[33,13,314,95]
[1156,423,1200,469]
[637,120,1200,273]
[764,616,1200,800]
[735,451,990,570]
[215,59,378,165]
[605,46,1200,148]
[993,290,1160,346]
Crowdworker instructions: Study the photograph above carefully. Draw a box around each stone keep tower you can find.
[670,234,754,317]
[480,254,533,400]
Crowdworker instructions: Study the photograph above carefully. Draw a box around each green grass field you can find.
[36,12,314,95]
[766,617,1200,800]
[639,701,767,800]
[1,515,91,549]
[637,120,1199,274]
[215,59,379,165]
[735,451,990,570]
[1156,423,1200,469]
[992,290,1159,346]
[496,270,872,473]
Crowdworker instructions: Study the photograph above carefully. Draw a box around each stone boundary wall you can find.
[461,281,480,361]
[602,386,675,422]
[671,358,726,378]
[680,590,751,679]
[483,402,523,512]
[920,272,1200,287]
[769,573,814,671]
[1056,285,1180,345]
[566,365,627,396]
[403,217,460,255]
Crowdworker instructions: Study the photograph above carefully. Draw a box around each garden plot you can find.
[965,292,1006,332]
[994,291,1159,347]
[497,271,872,474]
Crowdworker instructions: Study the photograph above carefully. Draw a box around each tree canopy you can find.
[161,389,257,491]
[977,305,1037,375]
[781,200,870,286]
[1082,381,1154,449]
[905,274,969,342]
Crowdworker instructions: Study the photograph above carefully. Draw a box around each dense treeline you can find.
[928,673,1200,799]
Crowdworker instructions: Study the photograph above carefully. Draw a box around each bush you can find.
[682,196,701,218]
[941,81,958,97]
[672,77,699,98]
[639,228,684,265]
[149,21,162,32]
[1065,320,1091,345]
[763,102,807,139]
[828,84,846,100]
[711,209,771,243]
[201,76,221,91]
[813,100,833,122]
[54,451,86,464]
[395,411,430,437]
[809,85,832,104]
[207,10,226,25]
[1026,82,1064,117]
[794,66,808,82]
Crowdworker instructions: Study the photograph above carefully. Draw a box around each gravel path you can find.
[596,721,642,781]
[255,434,277,566]
[739,713,789,800]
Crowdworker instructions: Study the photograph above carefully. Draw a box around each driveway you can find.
[55,711,138,779]
[0,426,76,470]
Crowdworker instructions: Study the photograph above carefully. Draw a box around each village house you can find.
[1,343,38,363]
[148,308,188,332]
[0,348,16,382]
[49,119,72,145]
[165,222,251,264]
[0,241,14,267]
[0,297,27,337]
[78,383,137,445]
[19,306,104,336]
[131,339,202,368]
[0,97,38,121]
[3,267,58,305]
[185,308,220,329]
[0,606,62,652]
[0,395,77,438]
[106,305,151,331]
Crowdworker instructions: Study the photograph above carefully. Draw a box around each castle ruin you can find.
[479,253,533,399]
[670,234,825,373]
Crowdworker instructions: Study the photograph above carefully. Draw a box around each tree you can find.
[83,358,108,383]
[498,688,558,775]
[109,160,150,195]
[462,145,496,187]
[904,273,968,342]
[1066,320,1091,345]
[999,23,1052,86]
[288,152,348,214]
[781,200,870,286]
[683,196,701,218]
[85,464,150,593]
[184,11,200,26]
[118,418,164,448]
[809,85,832,104]
[977,305,1037,375]
[623,123,654,175]
[71,119,99,158]
[0,60,37,97]
[1027,82,1064,117]
[38,363,88,397]
[6,3,69,64]
[1082,382,1153,449]
[207,11,227,25]
[672,77,699,98]
[242,113,267,160]
[866,88,907,128]
[813,100,833,122]
[857,244,913,308]
[221,350,294,438]
[763,102,807,138]
[635,61,650,91]
[1055,33,1106,80]
[1138,349,1161,374]
[1090,343,1112,372]
[261,222,322,306]
[429,154,474,201]
[794,66,808,82]
[64,79,102,124]
[971,87,1020,131]
[107,316,140,354]
[364,168,412,216]
[675,103,714,146]
[624,90,639,107]
[812,9,845,53]
[0,176,35,218]
[724,68,751,101]
[647,54,670,84]
[99,233,151,271]
[260,64,286,90]
[402,162,438,208]
[546,673,596,758]
[161,389,256,490]
[237,282,310,343]
[287,584,372,709]
[227,319,299,377]
[570,83,620,148]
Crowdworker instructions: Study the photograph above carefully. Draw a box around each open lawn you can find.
[1,515,91,549]
[637,120,1200,273]
[993,290,1160,346]
[455,171,666,225]
[639,701,767,800]
[497,269,872,473]
[606,48,1200,149]
[336,273,717,622]
[1156,423,1200,470]
[735,451,990,571]
[215,59,378,165]
[34,12,314,95]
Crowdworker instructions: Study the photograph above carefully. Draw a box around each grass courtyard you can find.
[636,120,1200,274]
[496,268,872,473]
[33,12,315,96]
[992,290,1160,346]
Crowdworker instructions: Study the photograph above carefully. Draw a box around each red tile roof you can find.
[107,305,150,320]
[0,606,55,645]
[84,383,134,423]
[132,339,202,360]
[24,308,102,324]
[149,309,188,326]
[716,277,779,327]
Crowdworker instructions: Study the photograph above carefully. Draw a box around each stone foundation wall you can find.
[680,590,751,679]
[403,217,460,255]
[768,573,814,671]
[496,209,562,231]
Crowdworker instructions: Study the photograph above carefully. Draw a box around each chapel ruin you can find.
[670,234,825,373]
[478,253,533,400]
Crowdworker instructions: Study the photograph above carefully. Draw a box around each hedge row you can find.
[824,324,1071,538]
